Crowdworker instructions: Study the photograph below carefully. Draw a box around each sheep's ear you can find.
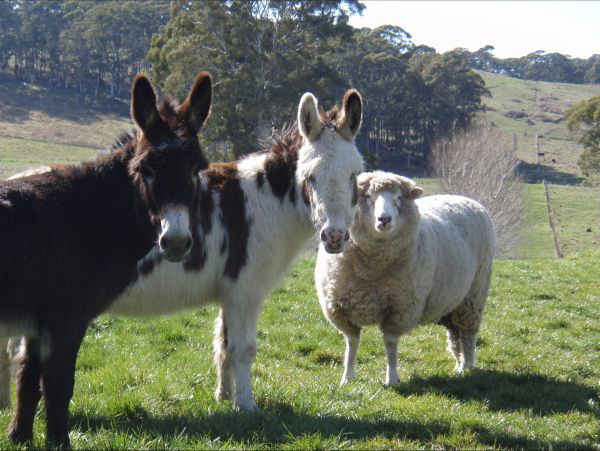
[131,74,160,133]
[298,93,322,141]
[337,89,362,141]
[408,186,424,200]
[179,71,212,133]
[356,172,371,195]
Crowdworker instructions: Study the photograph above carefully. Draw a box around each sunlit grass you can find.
[0,255,597,449]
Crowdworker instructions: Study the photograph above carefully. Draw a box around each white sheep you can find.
[315,171,495,385]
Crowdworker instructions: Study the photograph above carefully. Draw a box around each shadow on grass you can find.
[70,401,589,449]
[391,369,598,416]
[518,160,584,185]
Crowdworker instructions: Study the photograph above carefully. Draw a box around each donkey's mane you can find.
[260,107,339,158]
[106,130,136,154]
[261,123,302,158]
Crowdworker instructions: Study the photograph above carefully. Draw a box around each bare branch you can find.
[430,123,523,257]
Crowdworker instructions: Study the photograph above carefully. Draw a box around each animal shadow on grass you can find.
[390,369,598,417]
[70,401,587,449]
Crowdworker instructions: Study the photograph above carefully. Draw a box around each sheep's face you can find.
[356,172,423,240]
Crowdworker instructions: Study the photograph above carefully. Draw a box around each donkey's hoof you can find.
[7,424,33,445]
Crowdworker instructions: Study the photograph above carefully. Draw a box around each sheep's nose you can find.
[378,215,391,225]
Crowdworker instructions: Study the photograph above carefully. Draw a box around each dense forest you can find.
[0,0,596,168]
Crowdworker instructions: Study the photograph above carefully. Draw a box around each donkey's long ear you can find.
[337,89,362,141]
[298,93,322,141]
[180,71,212,133]
[131,74,160,133]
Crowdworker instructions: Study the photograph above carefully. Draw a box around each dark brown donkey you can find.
[0,72,212,446]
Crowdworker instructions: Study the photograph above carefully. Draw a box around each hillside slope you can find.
[0,78,130,149]
[478,71,599,183]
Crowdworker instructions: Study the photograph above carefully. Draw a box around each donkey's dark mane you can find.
[106,130,136,154]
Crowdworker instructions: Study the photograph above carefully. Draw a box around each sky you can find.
[349,1,600,59]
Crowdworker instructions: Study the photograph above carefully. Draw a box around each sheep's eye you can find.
[307,174,316,186]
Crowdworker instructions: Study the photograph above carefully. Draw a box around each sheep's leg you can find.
[446,328,463,371]
[0,338,11,409]
[220,295,264,412]
[213,310,234,401]
[341,331,360,384]
[7,338,42,444]
[439,314,463,371]
[383,333,400,385]
[459,332,477,370]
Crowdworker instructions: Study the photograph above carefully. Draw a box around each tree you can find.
[430,123,523,256]
[148,0,363,157]
[565,95,600,175]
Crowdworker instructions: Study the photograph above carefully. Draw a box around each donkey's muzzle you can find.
[159,234,192,262]
[321,227,350,254]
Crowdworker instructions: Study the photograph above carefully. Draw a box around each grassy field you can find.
[0,136,98,179]
[0,74,599,448]
[0,78,130,149]
[0,255,597,449]
[478,71,598,179]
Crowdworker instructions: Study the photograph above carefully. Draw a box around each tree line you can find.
[465,45,600,84]
[0,0,169,98]
[148,0,488,166]
[0,0,489,168]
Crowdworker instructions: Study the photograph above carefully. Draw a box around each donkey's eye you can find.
[140,165,155,180]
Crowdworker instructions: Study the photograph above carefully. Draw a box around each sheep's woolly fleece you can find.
[357,170,416,195]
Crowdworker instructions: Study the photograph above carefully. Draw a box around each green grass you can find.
[0,255,597,449]
[0,136,99,179]
[479,70,598,178]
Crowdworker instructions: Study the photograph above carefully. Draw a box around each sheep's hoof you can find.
[215,387,232,402]
[385,379,400,386]
[233,400,260,413]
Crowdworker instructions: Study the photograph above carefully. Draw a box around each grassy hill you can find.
[478,71,599,182]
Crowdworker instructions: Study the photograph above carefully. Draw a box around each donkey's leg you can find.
[222,295,265,412]
[0,338,11,409]
[41,327,86,447]
[7,337,42,444]
[213,309,234,401]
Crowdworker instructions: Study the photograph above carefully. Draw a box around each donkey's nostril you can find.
[159,235,171,250]
[183,235,193,252]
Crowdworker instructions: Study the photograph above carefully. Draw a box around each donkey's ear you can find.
[180,71,212,133]
[131,74,160,133]
[298,93,322,141]
[338,89,362,141]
